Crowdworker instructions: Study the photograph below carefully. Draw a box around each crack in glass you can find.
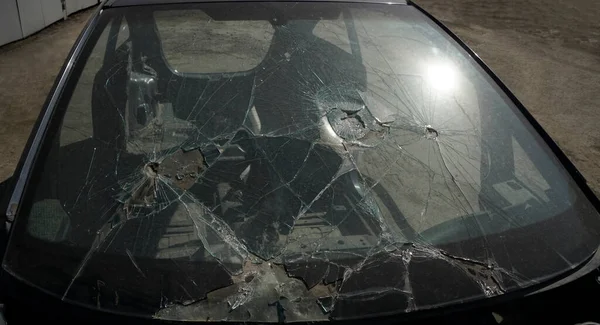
[67,11,521,315]
[12,3,586,323]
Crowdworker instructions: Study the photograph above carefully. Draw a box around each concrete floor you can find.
[0,9,93,183]
[0,1,599,195]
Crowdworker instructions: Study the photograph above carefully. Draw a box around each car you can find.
[1,0,600,323]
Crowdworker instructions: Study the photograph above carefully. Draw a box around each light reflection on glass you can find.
[425,61,457,93]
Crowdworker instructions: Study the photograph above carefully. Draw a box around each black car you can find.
[1,0,600,324]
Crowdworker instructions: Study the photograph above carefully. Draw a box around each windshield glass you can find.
[3,2,600,322]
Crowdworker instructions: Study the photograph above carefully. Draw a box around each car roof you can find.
[104,0,408,8]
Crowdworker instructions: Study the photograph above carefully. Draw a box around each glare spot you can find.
[425,62,457,92]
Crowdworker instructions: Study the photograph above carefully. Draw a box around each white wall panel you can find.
[17,0,45,37]
[66,0,98,15]
[65,0,78,15]
[0,0,23,46]
[1,0,97,47]
[41,0,64,26]
[80,0,97,9]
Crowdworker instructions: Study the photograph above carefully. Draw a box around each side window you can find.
[60,18,128,147]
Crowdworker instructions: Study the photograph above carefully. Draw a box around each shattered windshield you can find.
[3,2,600,322]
